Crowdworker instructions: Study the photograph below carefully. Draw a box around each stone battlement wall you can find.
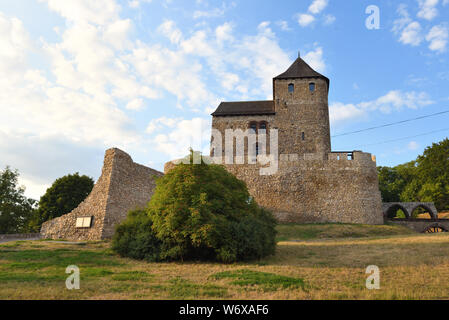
[41,148,163,241]
[222,151,383,225]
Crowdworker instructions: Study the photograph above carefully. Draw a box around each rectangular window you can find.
[309,83,315,92]
[76,217,93,228]
[302,132,305,141]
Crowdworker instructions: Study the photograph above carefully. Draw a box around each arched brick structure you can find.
[382,202,438,220]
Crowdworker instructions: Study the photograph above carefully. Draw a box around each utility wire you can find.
[332,109,449,138]
[350,127,449,149]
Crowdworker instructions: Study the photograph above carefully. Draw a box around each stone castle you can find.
[41,54,383,241]
[209,55,383,224]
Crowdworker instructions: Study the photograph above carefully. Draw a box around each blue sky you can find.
[0,0,448,199]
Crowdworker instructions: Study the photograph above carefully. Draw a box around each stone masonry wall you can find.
[41,148,163,241]
[222,151,384,224]
[274,78,331,157]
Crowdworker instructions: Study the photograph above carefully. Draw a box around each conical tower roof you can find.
[274,56,330,88]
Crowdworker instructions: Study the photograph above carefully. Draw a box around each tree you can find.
[113,151,277,263]
[377,166,403,202]
[0,166,36,234]
[28,173,94,232]
[415,138,449,211]
[377,138,449,212]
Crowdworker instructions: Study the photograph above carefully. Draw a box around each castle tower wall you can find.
[273,77,331,157]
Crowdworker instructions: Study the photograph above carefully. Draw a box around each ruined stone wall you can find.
[219,151,384,225]
[41,148,163,241]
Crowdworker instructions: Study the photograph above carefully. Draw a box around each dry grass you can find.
[438,212,449,219]
[1,224,448,300]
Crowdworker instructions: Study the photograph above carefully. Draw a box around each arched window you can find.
[309,82,315,92]
[249,122,257,133]
[259,121,267,132]
[288,83,294,93]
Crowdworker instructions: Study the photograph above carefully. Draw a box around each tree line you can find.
[0,168,93,234]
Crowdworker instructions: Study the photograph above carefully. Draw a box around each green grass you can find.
[211,269,305,291]
[166,278,228,299]
[0,223,448,300]
[0,248,122,267]
[111,271,152,281]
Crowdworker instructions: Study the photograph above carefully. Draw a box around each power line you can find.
[332,109,449,138]
[350,127,449,148]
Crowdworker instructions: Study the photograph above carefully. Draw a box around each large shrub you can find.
[112,209,162,261]
[112,154,277,263]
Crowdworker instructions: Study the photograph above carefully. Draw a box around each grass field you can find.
[1,223,449,300]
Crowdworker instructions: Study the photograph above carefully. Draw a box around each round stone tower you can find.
[273,54,331,157]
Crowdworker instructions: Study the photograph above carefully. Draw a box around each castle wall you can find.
[40,148,163,241]
[211,115,276,158]
[221,152,384,225]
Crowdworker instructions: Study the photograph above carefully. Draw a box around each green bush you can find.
[112,153,277,263]
[112,210,162,261]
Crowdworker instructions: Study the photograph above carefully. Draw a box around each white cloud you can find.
[400,21,423,46]
[408,141,419,150]
[308,0,328,14]
[192,2,235,19]
[0,12,30,74]
[417,0,439,21]
[392,5,423,46]
[297,0,332,27]
[150,118,211,159]
[324,14,336,25]
[297,14,315,27]
[149,20,290,101]
[40,0,122,25]
[126,98,145,110]
[193,7,225,19]
[276,21,291,31]
[146,117,182,134]
[303,46,325,72]
[157,20,183,44]
[329,102,367,125]
[128,0,152,8]
[426,24,448,52]
[215,22,234,43]
[330,90,434,127]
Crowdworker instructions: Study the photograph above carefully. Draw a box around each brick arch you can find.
[410,203,438,220]
[423,223,448,233]
[383,203,411,219]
